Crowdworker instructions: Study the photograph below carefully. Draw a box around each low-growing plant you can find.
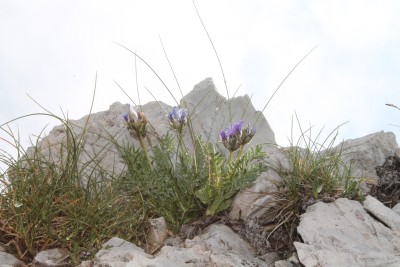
[196,120,266,216]
[116,104,267,231]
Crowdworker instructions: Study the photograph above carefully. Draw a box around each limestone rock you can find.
[335,131,398,185]
[180,77,276,154]
[0,251,26,267]
[295,198,400,267]
[363,195,400,231]
[230,169,282,220]
[145,217,169,254]
[393,202,400,216]
[32,248,70,267]
[91,237,176,267]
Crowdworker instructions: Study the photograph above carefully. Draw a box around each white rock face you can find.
[180,77,276,153]
[336,131,398,185]
[295,198,400,267]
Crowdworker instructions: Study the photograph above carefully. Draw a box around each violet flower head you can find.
[230,121,243,136]
[219,130,227,141]
[241,123,256,145]
[219,120,243,152]
[219,120,256,152]
[168,106,188,131]
[123,104,147,137]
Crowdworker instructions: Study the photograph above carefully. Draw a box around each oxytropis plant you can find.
[119,104,267,230]
[195,119,265,216]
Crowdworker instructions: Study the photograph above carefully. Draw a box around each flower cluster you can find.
[168,106,188,132]
[219,120,256,152]
[123,105,147,137]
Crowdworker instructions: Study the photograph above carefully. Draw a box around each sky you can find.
[1,0,400,168]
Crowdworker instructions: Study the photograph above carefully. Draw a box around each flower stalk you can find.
[168,106,189,155]
[123,105,152,168]
[220,120,256,183]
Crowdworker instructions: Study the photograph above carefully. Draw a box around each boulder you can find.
[335,131,398,186]
[32,248,70,267]
[230,169,282,220]
[90,236,175,267]
[26,78,276,184]
[0,251,26,267]
[145,217,169,254]
[294,198,400,267]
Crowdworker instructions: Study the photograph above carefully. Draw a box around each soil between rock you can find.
[371,155,400,208]
[178,212,297,260]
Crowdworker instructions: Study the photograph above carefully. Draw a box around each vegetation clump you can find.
[253,116,363,255]
[117,104,266,230]
[0,117,148,264]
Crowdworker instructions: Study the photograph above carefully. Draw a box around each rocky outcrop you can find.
[336,131,398,186]
[180,78,275,152]
[295,197,400,267]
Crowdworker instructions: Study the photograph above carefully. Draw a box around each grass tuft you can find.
[262,114,363,244]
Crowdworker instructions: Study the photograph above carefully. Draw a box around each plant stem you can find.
[236,145,244,160]
[229,145,245,185]
[138,135,152,169]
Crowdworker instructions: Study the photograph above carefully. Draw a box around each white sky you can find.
[1,0,400,166]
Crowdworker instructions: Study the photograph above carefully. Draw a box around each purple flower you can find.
[242,123,256,144]
[230,121,243,136]
[168,106,188,131]
[219,130,227,141]
[219,120,256,152]
[123,104,147,137]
